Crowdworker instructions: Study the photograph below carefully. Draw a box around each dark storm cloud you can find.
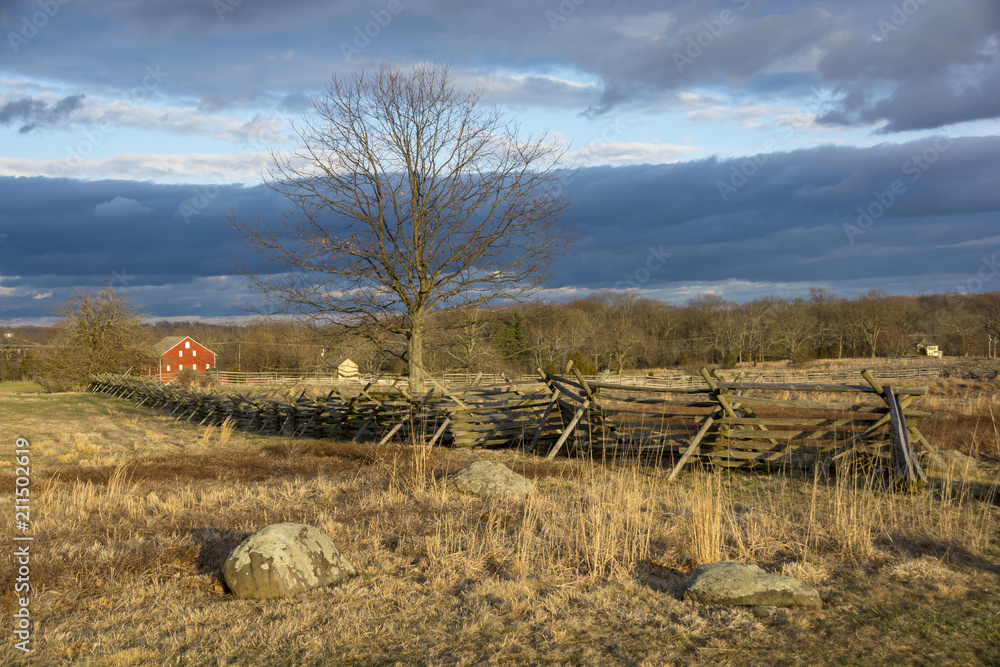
[828,69,1000,134]
[5,0,996,132]
[0,177,282,279]
[560,135,1000,290]
[574,0,1000,132]
[814,0,1000,132]
[0,176,287,322]
[2,135,998,322]
[0,94,84,133]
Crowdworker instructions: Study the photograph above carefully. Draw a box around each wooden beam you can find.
[377,421,405,446]
[530,390,560,454]
[425,374,469,410]
[884,385,927,485]
[546,398,590,460]
[716,381,875,393]
[427,417,451,447]
[667,415,715,481]
[702,368,779,446]
[572,366,599,453]
[585,380,712,395]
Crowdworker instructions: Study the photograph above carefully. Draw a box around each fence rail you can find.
[205,370,382,385]
[182,364,954,388]
[90,364,935,486]
[440,365,945,390]
[537,365,932,486]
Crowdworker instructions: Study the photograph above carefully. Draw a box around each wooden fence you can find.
[535,366,933,486]
[87,374,563,451]
[189,364,947,388]
[88,365,935,486]
[441,365,944,390]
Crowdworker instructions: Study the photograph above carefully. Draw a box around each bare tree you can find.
[524,302,591,371]
[240,320,318,372]
[442,308,498,371]
[769,299,815,361]
[740,297,778,363]
[980,292,1000,357]
[631,299,680,366]
[48,288,151,384]
[849,290,890,359]
[807,286,838,353]
[596,315,645,371]
[230,63,575,390]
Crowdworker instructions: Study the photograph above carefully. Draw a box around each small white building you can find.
[323,356,359,378]
[917,341,942,358]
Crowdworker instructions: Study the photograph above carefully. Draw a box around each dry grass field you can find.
[1,379,999,666]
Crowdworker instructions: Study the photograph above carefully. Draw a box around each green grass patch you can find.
[0,380,47,393]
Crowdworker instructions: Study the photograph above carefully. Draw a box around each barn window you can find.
[179,365,183,371]
[179,350,183,357]
[193,349,197,356]
[185,341,191,349]
[166,365,171,372]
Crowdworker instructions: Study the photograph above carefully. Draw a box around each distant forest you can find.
[4,288,1000,380]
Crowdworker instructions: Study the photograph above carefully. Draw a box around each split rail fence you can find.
[190,364,946,388]
[88,365,936,486]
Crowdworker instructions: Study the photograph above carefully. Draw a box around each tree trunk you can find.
[408,314,426,394]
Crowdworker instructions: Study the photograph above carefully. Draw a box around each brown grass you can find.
[921,378,1000,463]
[0,389,998,665]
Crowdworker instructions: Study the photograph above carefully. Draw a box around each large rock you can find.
[451,460,533,499]
[223,523,356,599]
[919,449,978,478]
[684,561,822,609]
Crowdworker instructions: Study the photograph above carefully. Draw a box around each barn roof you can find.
[153,336,215,357]
[323,356,356,368]
[153,336,186,356]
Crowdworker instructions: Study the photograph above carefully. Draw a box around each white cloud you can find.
[573,141,697,166]
[95,196,153,219]
[686,101,842,136]
[612,12,676,39]
[688,104,793,129]
[31,291,52,299]
[0,151,277,184]
[759,46,826,75]
[458,71,600,109]
[0,87,290,146]
[676,91,725,107]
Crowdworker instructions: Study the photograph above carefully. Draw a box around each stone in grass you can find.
[919,449,978,478]
[684,561,822,609]
[451,460,533,499]
[223,523,356,600]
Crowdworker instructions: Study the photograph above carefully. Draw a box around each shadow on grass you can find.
[189,527,252,580]
[636,563,690,599]
[896,540,1000,577]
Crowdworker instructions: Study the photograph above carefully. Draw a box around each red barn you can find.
[144,336,216,383]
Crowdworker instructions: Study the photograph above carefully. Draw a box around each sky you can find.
[1,0,998,324]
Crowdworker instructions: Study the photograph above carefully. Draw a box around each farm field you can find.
[1,381,999,666]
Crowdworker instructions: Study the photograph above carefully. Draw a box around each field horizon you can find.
[2,378,999,665]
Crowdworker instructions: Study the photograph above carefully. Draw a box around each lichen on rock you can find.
[684,560,822,609]
[223,523,356,600]
[450,460,533,499]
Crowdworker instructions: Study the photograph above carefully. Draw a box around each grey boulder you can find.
[919,449,978,478]
[451,460,533,499]
[684,561,822,609]
[223,523,356,599]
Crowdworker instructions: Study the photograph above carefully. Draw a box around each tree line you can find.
[4,286,999,388]
[420,287,1000,374]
